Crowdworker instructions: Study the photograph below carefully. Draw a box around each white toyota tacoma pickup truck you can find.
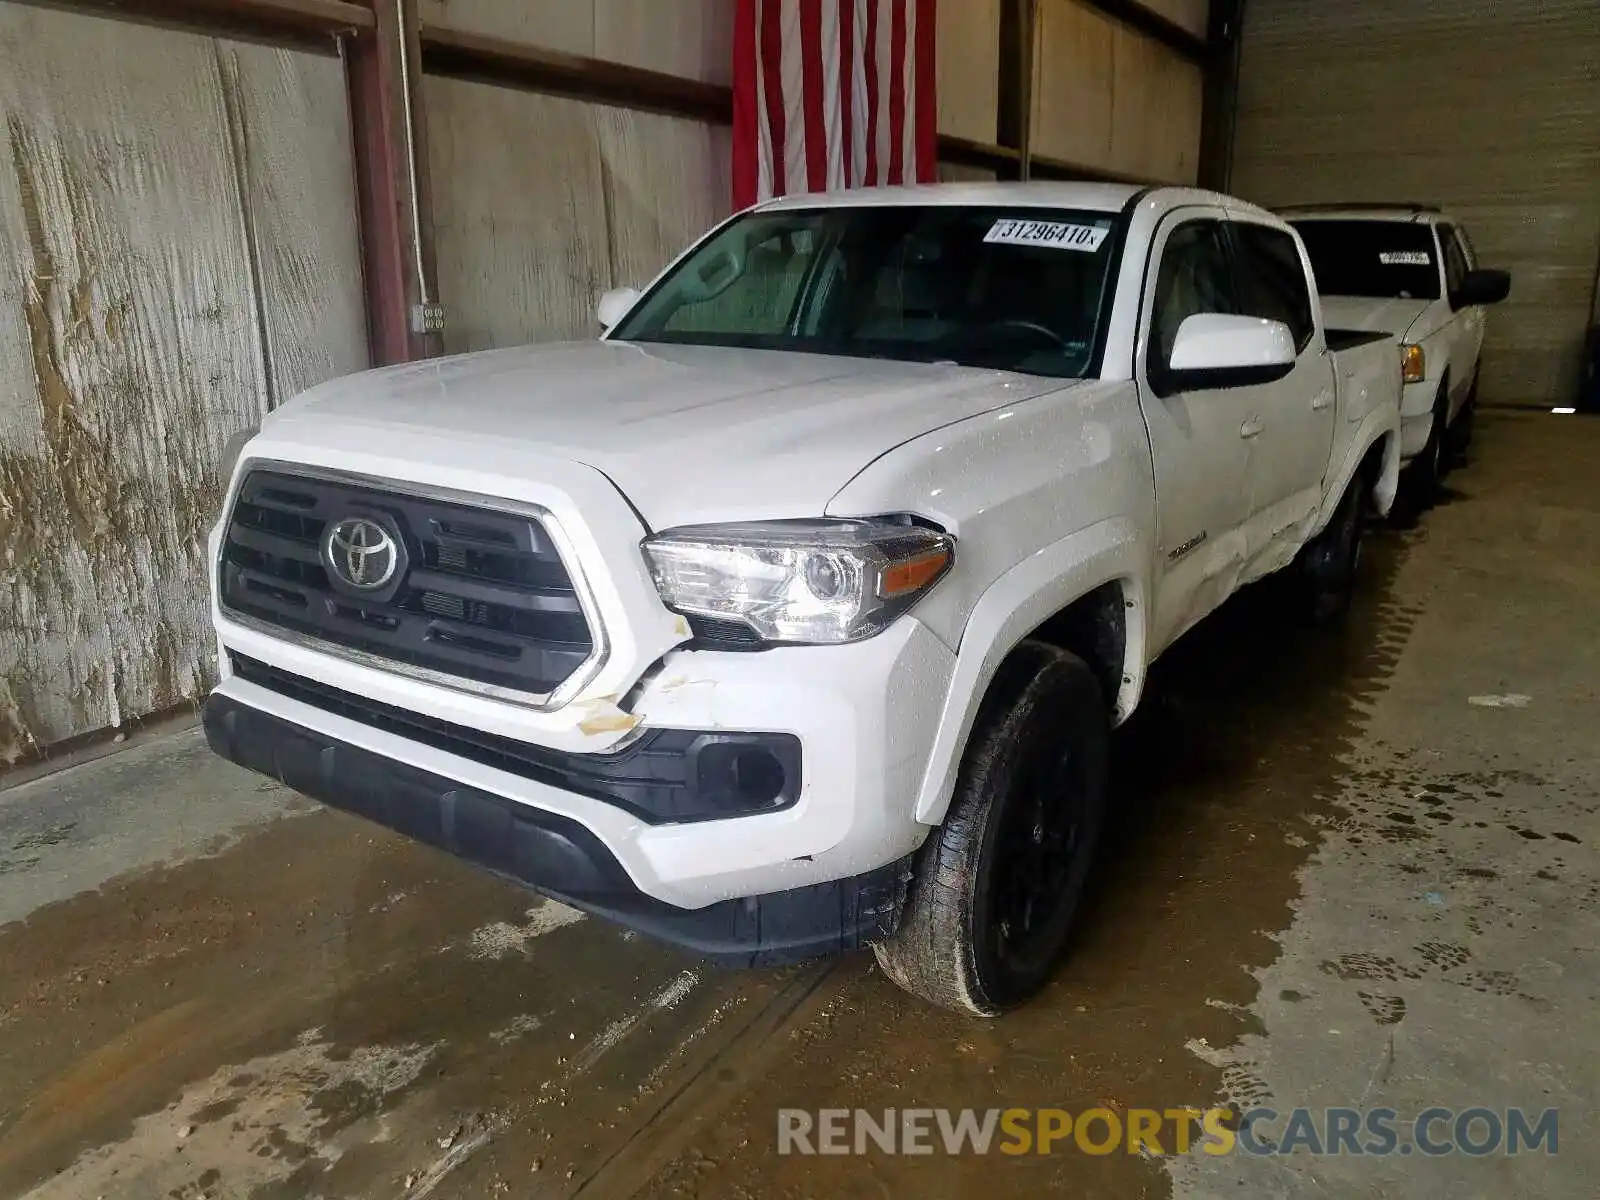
[205,183,1402,1015]
[1280,204,1510,507]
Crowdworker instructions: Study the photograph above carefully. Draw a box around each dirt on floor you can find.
[0,407,1594,1199]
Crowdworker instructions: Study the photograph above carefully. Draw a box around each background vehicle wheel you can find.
[1446,376,1478,464]
[1295,472,1368,623]
[873,641,1109,1016]
[1393,386,1449,523]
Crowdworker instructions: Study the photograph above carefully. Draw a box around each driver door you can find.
[1438,223,1484,414]
[1137,208,1258,655]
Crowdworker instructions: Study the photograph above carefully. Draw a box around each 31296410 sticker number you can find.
[984,220,1110,253]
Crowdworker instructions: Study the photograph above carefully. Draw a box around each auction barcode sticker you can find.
[1379,251,1431,266]
[985,219,1109,252]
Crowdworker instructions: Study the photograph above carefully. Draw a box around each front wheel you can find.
[1446,377,1478,464]
[1393,387,1448,523]
[873,641,1109,1015]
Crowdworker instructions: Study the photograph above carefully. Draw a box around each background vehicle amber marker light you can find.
[1401,343,1426,383]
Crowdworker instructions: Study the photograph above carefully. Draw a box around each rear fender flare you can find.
[1314,415,1401,534]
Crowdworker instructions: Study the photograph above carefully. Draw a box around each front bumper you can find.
[204,690,911,966]
[1400,379,1439,460]
[208,611,954,912]
[204,439,957,943]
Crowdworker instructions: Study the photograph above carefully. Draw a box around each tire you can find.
[1393,386,1448,523]
[1295,471,1368,623]
[1446,376,1477,463]
[873,641,1109,1016]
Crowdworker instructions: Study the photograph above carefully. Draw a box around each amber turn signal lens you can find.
[1401,343,1426,383]
[878,549,952,599]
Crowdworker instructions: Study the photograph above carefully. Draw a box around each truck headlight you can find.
[1401,344,1426,383]
[642,518,954,645]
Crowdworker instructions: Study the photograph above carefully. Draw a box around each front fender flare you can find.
[912,517,1149,825]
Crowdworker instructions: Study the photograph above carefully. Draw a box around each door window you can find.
[1438,224,1469,297]
[1232,223,1316,352]
[1148,219,1238,376]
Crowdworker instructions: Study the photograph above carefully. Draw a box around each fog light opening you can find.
[731,749,786,808]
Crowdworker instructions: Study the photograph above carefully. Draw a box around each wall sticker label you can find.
[985,220,1110,252]
[1379,251,1431,266]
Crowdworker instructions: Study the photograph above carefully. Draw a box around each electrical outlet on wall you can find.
[411,302,446,334]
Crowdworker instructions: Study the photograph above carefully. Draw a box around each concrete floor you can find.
[0,407,1593,1199]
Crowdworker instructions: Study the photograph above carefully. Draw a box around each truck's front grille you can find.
[219,469,596,697]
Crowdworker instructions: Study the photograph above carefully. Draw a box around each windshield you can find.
[610,206,1123,379]
[1290,220,1442,301]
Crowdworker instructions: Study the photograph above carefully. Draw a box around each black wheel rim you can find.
[987,740,1087,973]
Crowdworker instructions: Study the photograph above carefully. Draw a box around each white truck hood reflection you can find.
[1318,295,1431,339]
[270,340,1080,529]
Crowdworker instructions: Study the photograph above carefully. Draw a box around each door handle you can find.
[1311,390,1334,410]
[1239,417,1264,439]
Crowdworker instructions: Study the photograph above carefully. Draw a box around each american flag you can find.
[732,0,938,210]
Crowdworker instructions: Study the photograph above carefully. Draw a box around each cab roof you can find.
[753,180,1278,221]
[1277,203,1447,224]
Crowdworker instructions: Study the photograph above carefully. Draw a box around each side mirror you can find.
[1453,268,1511,309]
[597,286,641,332]
[1162,313,1297,392]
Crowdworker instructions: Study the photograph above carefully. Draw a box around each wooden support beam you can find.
[13,0,371,51]
[937,135,1023,174]
[1198,0,1245,191]
[419,25,734,125]
[345,0,441,365]
[1076,0,1209,64]
[1028,152,1157,185]
[995,0,1031,178]
[937,136,1155,187]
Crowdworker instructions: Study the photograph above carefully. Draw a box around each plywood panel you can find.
[230,44,367,402]
[1030,0,1115,167]
[596,0,736,85]
[597,108,731,287]
[421,0,734,83]
[1108,23,1202,183]
[937,0,1001,143]
[1135,0,1208,39]
[427,77,611,352]
[940,162,999,183]
[0,5,364,758]
[419,0,595,58]
[429,78,730,352]
[1030,0,1201,183]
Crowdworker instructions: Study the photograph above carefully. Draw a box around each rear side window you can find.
[1232,223,1316,352]
[1289,220,1442,301]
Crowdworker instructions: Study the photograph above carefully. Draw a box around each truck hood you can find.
[268,340,1076,529]
[1319,295,1431,339]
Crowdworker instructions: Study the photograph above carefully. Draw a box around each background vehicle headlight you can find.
[642,518,954,645]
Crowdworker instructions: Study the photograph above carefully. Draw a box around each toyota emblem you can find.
[325,517,400,590]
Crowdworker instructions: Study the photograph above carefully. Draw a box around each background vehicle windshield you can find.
[611,206,1123,379]
[1290,220,1442,300]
